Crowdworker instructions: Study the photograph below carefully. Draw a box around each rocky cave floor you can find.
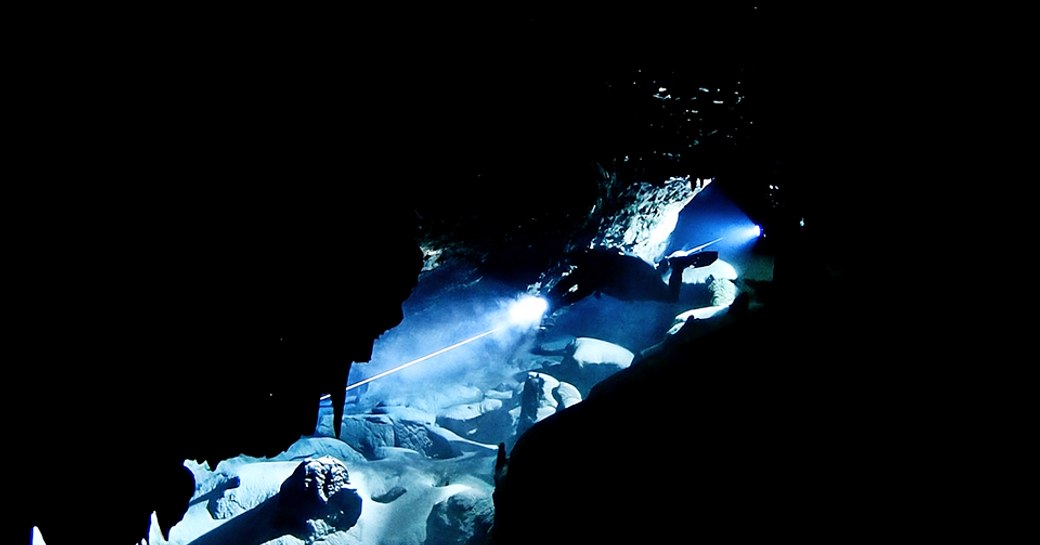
[139,246,771,545]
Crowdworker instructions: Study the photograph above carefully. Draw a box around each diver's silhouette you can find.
[544,248,718,311]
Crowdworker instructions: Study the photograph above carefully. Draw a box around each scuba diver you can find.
[544,246,718,311]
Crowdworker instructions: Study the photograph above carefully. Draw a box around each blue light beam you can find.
[321,326,504,398]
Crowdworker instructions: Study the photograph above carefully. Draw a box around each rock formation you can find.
[426,491,494,545]
[278,457,362,540]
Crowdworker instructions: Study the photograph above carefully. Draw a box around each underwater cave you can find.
[14,5,910,545]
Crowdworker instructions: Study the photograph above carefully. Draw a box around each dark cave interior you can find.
[8,5,906,544]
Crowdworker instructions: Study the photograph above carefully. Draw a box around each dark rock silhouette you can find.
[544,248,718,313]
[371,486,408,504]
[492,242,899,544]
[15,186,420,545]
[494,443,508,488]
[546,249,672,310]
[515,374,558,438]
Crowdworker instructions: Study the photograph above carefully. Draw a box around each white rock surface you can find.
[553,381,583,408]
[570,337,635,370]
[484,387,514,401]
[171,460,299,544]
[210,461,299,519]
[709,276,738,307]
[143,512,166,545]
[439,399,504,422]
[667,305,730,336]
[423,424,498,456]
[548,337,636,395]
[170,431,499,544]
[436,397,515,445]
[276,437,366,465]
[370,405,435,425]
[682,258,739,284]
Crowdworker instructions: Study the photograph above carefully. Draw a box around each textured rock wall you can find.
[589,172,703,263]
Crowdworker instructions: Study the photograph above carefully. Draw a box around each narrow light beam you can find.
[666,237,723,259]
[321,325,504,400]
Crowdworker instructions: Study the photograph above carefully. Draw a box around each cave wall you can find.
[9,29,426,544]
[13,188,422,545]
[8,4,886,543]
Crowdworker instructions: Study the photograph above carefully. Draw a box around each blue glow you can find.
[666,184,760,256]
[508,295,548,326]
[744,224,762,240]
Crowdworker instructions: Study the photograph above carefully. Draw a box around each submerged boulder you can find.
[337,415,395,460]
[553,381,583,409]
[709,276,738,307]
[276,436,366,465]
[438,398,515,445]
[204,474,244,520]
[425,490,494,545]
[277,457,362,540]
[570,337,635,369]
[392,419,457,459]
[682,258,739,284]
[552,337,635,394]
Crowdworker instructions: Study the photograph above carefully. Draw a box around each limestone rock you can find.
[393,419,457,459]
[425,490,494,545]
[437,398,514,445]
[553,381,583,409]
[555,337,635,394]
[276,436,366,465]
[278,456,362,539]
[485,386,515,401]
[570,337,635,369]
[533,335,576,355]
[204,474,244,520]
[590,174,700,263]
[423,423,498,457]
[338,415,395,460]
[370,405,436,424]
[667,305,730,336]
[709,276,738,307]
[682,258,739,284]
